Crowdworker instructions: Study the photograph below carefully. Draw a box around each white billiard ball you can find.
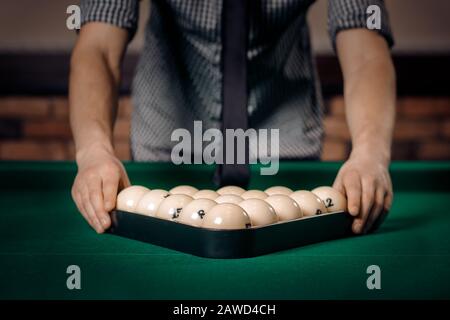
[193,189,219,200]
[290,190,327,216]
[215,194,244,204]
[241,190,268,200]
[202,203,251,230]
[169,185,198,196]
[312,186,347,212]
[155,194,193,221]
[239,199,278,227]
[264,186,293,196]
[265,194,303,221]
[216,185,246,196]
[135,189,170,216]
[177,198,217,227]
[116,185,151,213]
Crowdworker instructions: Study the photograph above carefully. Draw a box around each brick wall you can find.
[323,96,450,160]
[0,96,449,161]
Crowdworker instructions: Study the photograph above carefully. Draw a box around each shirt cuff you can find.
[328,0,394,51]
[80,0,140,40]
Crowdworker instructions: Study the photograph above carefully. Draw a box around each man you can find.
[70,0,395,235]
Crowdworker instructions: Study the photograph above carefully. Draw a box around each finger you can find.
[80,185,103,233]
[369,190,392,231]
[71,185,84,214]
[85,199,103,233]
[342,172,362,217]
[384,191,393,212]
[87,177,110,229]
[353,177,375,234]
[73,188,97,230]
[364,186,385,233]
[102,172,120,212]
[72,188,89,221]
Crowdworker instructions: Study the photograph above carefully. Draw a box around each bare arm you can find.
[333,29,396,234]
[70,22,131,233]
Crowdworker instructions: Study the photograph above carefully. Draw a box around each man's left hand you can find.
[333,152,393,234]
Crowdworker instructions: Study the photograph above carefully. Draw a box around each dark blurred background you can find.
[0,0,449,161]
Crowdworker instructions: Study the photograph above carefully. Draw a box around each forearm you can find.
[337,29,396,166]
[344,56,396,165]
[69,45,121,160]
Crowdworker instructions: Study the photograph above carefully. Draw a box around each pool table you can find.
[0,161,449,299]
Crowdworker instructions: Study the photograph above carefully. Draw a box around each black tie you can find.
[214,0,250,188]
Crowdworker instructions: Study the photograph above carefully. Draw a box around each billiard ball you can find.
[116,185,151,213]
[239,199,278,227]
[241,190,268,200]
[265,194,303,221]
[169,185,198,196]
[216,185,246,196]
[202,203,251,230]
[264,186,293,196]
[177,198,217,227]
[155,194,193,221]
[135,189,170,216]
[290,190,327,216]
[311,186,347,212]
[193,189,219,200]
[215,194,244,204]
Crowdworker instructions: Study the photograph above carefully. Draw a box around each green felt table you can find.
[0,161,449,300]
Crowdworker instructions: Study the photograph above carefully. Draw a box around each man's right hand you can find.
[69,22,130,233]
[71,144,130,233]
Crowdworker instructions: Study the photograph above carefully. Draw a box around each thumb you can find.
[118,162,131,190]
[332,176,345,196]
[119,170,131,190]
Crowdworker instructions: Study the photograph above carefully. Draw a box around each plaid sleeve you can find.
[328,0,394,50]
[80,0,140,39]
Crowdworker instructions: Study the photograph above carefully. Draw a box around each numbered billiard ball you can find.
[193,189,219,200]
[215,194,244,204]
[264,186,293,196]
[135,189,170,216]
[239,199,278,227]
[241,190,268,200]
[216,185,246,196]
[177,198,217,227]
[265,194,303,221]
[116,185,151,213]
[169,185,198,196]
[155,194,193,221]
[202,203,251,230]
[311,186,347,213]
[290,190,327,217]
